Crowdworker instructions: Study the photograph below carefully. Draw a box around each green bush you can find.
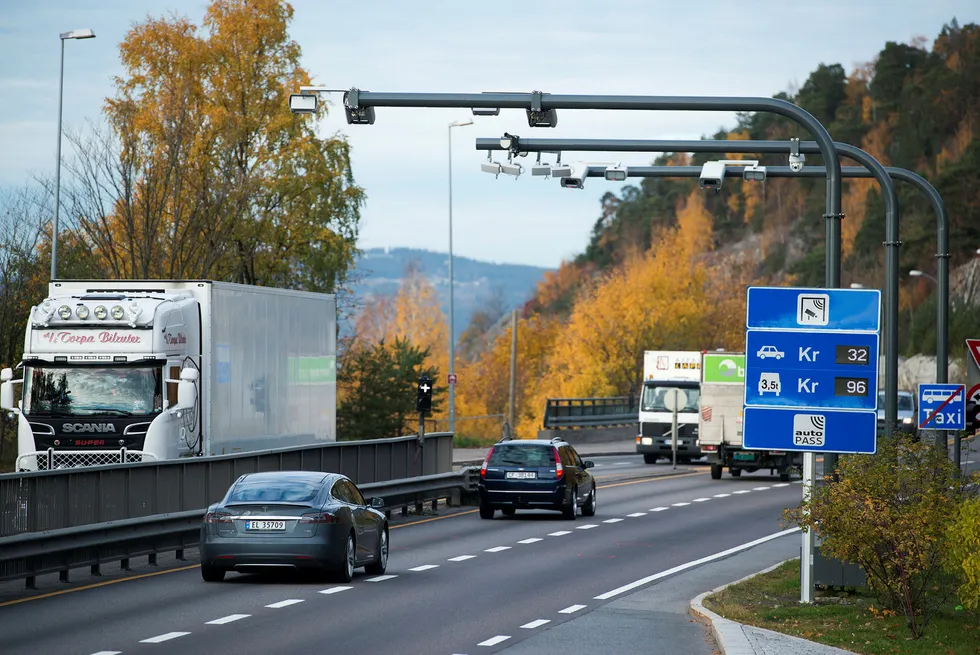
[948,496,980,611]
[783,435,971,638]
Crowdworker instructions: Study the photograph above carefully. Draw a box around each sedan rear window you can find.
[227,478,322,503]
[489,445,556,467]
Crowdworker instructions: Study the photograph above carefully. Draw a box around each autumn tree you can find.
[63,0,364,291]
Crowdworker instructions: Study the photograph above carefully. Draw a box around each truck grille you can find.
[16,449,158,471]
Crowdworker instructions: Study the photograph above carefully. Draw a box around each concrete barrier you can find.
[536,425,636,445]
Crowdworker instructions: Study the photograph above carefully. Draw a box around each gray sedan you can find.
[200,470,389,583]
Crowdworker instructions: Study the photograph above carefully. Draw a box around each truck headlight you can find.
[641,437,653,445]
[902,417,912,424]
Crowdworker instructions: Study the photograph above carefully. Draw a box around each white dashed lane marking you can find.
[713,493,731,498]
[90,652,122,655]
[485,546,512,552]
[732,490,752,495]
[650,507,669,512]
[773,483,790,487]
[520,619,551,629]
[478,635,511,647]
[206,614,250,625]
[140,632,191,643]
[602,518,624,523]
[672,502,690,507]
[448,555,476,562]
[408,564,440,572]
[692,497,710,502]
[548,530,572,536]
[518,537,543,544]
[266,599,304,608]
[365,575,398,582]
[753,486,771,491]
[558,604,587,614]
[576,524,599,530]
[319,586,352,594]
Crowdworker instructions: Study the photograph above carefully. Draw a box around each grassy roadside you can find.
[702,559,980,655]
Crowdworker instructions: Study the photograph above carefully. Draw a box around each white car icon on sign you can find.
[757,345,784,360]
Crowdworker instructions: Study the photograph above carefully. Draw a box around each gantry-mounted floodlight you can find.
[481,162,502,177]
[289,93,319,115]
[61,28,95,40]
[500,132,519,151]
[604,165,628,182]
[743,164,767,182]
[472,107,500,116]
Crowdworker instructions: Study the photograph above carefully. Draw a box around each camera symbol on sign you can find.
[797,293,829,326]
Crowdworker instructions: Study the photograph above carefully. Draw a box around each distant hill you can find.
[342,247,553,342]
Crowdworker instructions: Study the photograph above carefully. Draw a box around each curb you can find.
[689,558,796,655]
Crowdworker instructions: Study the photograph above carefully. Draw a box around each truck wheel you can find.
[730,468,742,477]
[643,454,657,464]
[779,472,791,482]
[710,464,722,480]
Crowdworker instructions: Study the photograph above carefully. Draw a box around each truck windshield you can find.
[23,366,163,417]
[878,392,914,411]
[641,384,700,413]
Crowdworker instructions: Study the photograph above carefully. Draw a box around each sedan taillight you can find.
[300,512,339,524]
[205,510,233,524]
[480,446,495,480]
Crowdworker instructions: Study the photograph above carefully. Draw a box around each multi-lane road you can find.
[0,454,813,655]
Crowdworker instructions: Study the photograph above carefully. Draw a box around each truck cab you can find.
[635,351,703,464]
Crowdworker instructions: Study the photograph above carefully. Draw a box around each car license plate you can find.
[506,471,536,479]
[245,520,286,531]
[734,453,755,461]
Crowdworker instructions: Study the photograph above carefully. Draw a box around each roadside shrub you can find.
[948,495,980,611]
[783,434,970,638]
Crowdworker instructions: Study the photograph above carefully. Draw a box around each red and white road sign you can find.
[448,374,457,385]
[968,383,980,404]
[967,339,980,368]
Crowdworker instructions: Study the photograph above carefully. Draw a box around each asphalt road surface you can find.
[0,455,814,655]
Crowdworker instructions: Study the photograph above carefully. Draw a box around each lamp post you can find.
[909,269,938,284]
[447,118,472,436]
[52,28,96,281]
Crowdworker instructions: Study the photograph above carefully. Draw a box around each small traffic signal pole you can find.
[416,374,434,475]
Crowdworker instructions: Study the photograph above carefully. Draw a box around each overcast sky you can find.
[2,1,978,268]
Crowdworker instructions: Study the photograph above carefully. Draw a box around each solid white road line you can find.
[558,604,587,614]
[90,652,122,655]
[448,555,477,562]
[713,493,731,498]
[548,530,572,536]
[627,512,647,517]
[266,599,304,608]
[672,502,690,507]
[206,614,250,625]
[602,518,624,523]
[518,537,543,544]
[408,564,440,572]
[485,546,511,552]
[692,497,711,502]
[140,632,191,643]
[478,635,511,647]
[649,507,669,512]
[365,575,399,582]
[319,586,353,594]
[520,619,552,629]
[593,528,801,600]
[576,524,599,530]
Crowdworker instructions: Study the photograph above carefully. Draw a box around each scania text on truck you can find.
[0,280,337,471]
[698,352,802,480]
[635,350,702,464]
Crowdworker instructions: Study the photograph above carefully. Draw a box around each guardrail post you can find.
[120,557,131,571]
[91,563,101,576]
[148,553,157,566]
[175,548,185,561]
[59,570,69,583]
[26,575,36,590]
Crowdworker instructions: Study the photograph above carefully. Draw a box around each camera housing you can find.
[699,161,726,191]
[559,163,588,189]
[743,164,767,182]
[604,166,628,182]
[789,152,806,172]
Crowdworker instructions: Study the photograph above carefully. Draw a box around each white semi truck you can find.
[635,350,703,464]
[1,280,336,471]
[698,351,802,480]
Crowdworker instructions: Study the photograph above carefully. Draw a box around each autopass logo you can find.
[40,331,142,345]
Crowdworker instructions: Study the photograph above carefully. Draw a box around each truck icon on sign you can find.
[758,372,781,396]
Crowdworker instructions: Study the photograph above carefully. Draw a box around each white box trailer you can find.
[1,280,336,470]
[699,352,801,481]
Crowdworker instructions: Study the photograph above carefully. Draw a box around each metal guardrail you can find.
[0,432,454,538]
[0,468,478,587]
[543,397,638,429]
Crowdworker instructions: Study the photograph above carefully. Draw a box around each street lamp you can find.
[850,283,864,289]
[51,28,96,280]
[909,269,938,283]
[448,118,472,436]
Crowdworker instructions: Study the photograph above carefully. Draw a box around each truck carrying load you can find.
[1,280,337,471]
[636,350,703,464]
[698,351,801,480]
